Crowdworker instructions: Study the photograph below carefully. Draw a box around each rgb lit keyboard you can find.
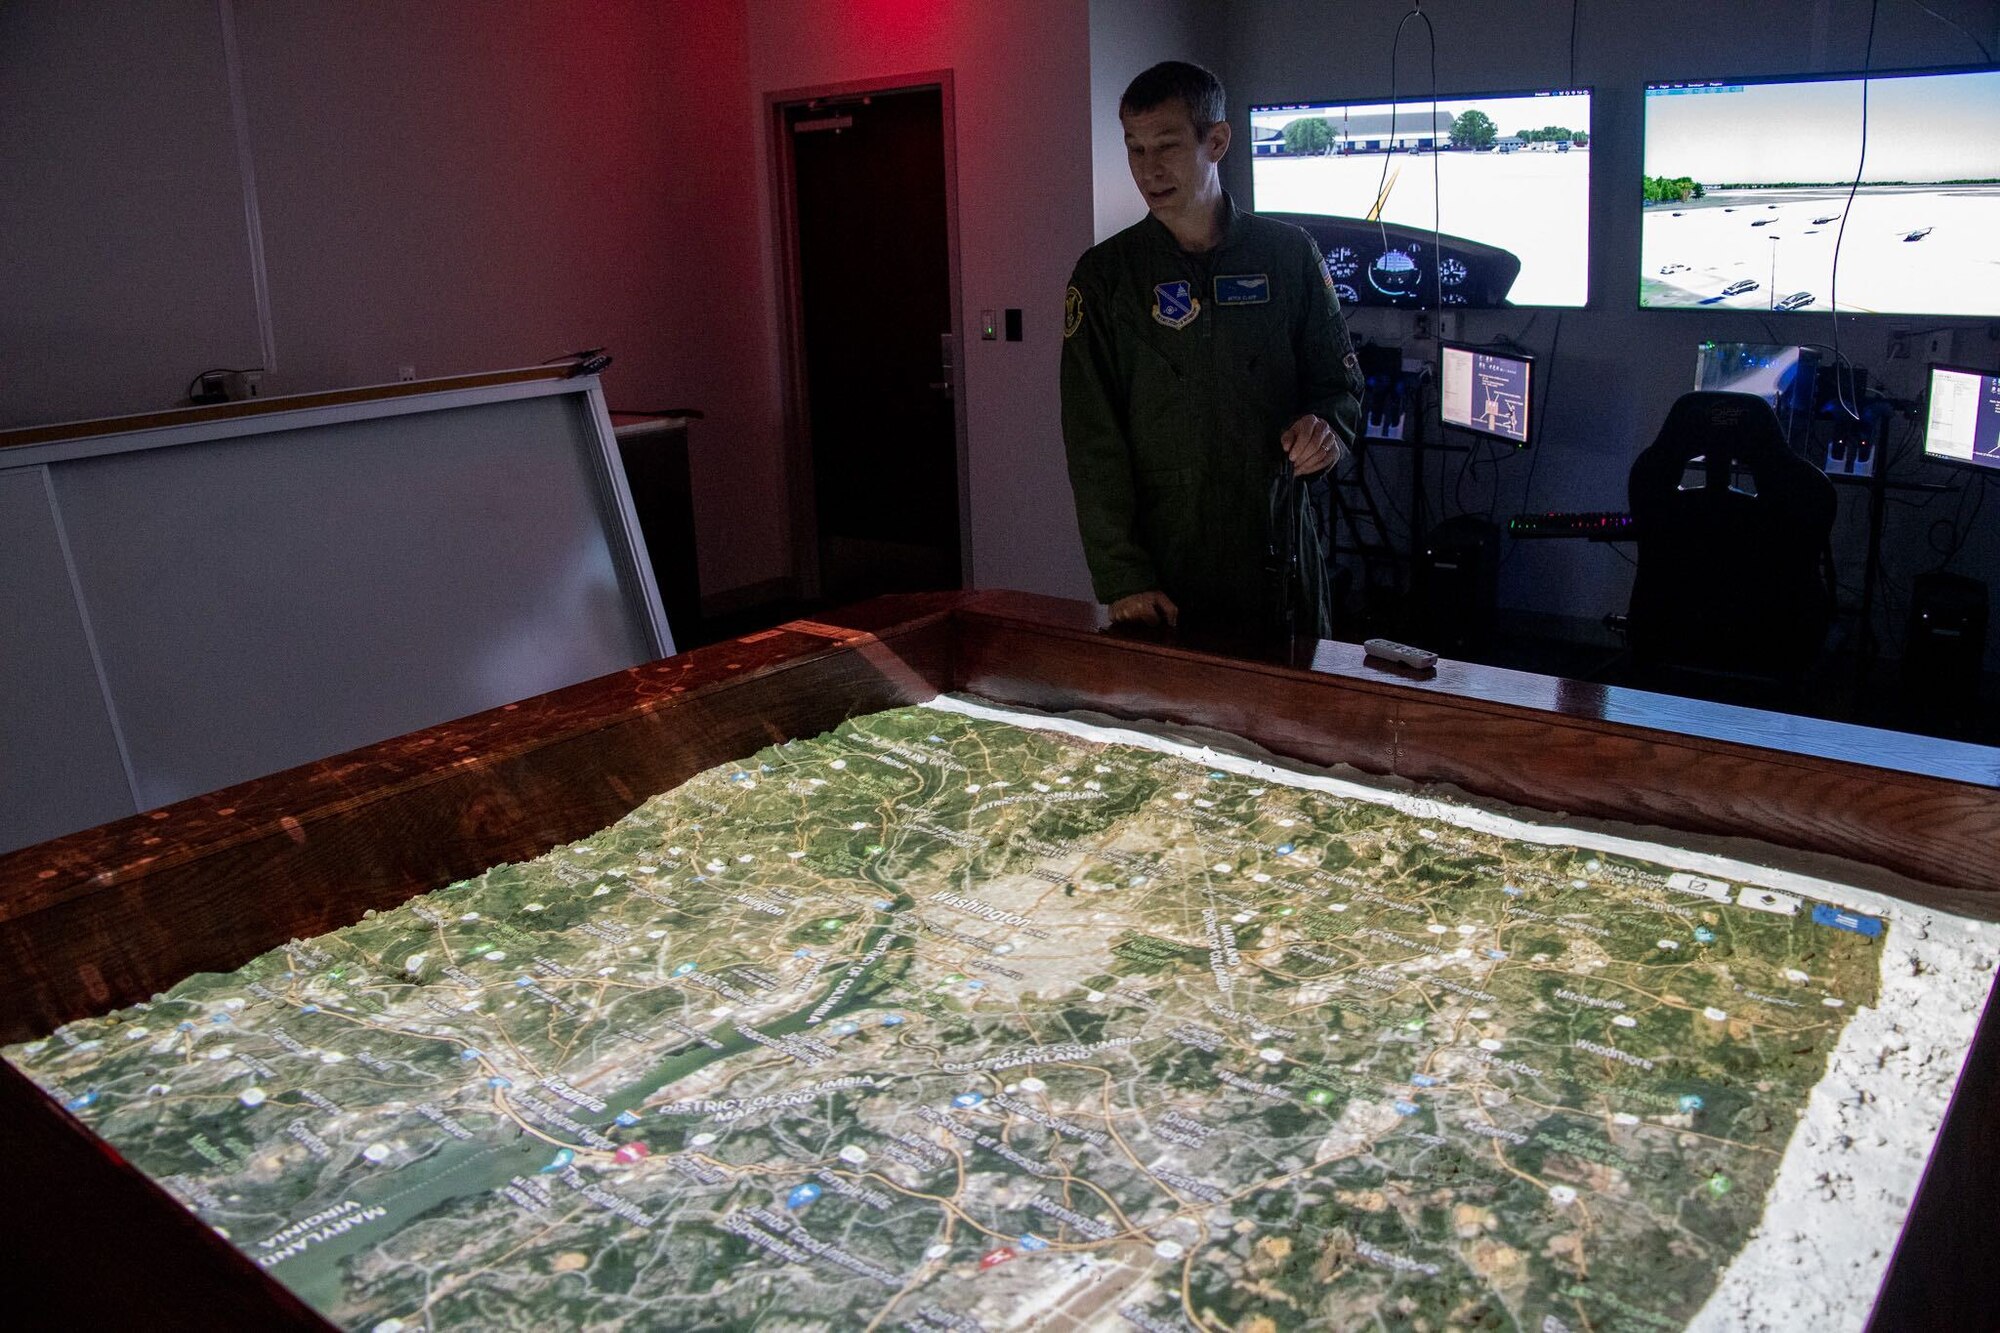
[1507,511,1639,539]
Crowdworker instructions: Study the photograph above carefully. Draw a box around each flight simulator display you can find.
[1249,88,1591,309]
[1439,341,1534,444]
[1923,364,2000,471]
[1692,342,1822,449]
[1641,66,2000,316]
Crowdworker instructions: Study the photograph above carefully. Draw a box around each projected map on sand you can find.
[8,700,1992,1331]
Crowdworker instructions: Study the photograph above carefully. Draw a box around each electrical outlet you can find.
[1411,311,1432,340]
[1438,312,1460,341]
[1925,332,1954,364]
[222,370,262,401]
[1887,331,1910,360]
[398,365,417,382]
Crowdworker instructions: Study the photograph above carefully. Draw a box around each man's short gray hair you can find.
[1120,61,1226,135]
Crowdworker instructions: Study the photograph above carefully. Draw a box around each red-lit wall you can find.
[1,0,1105,604]
[745,0,1097,600]
[0,0,786,600]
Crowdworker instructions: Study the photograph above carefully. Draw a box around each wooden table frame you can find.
[3,591,1992,1328]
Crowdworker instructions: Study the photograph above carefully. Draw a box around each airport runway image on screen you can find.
[1250,91,1590,308]
[1641,70,2000,316]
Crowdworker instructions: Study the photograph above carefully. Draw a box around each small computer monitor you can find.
[1692,341,1820,449]
[1922,363,2000,472]
[1439,342,1534,445]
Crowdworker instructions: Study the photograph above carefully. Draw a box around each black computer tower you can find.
[1416,515,1500,655]
[1904,571,1988,728]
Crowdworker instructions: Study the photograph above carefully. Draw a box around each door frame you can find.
[765,71,971,602]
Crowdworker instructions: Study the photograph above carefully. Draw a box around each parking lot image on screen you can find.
[1641,70,2000,317]
[1250,91,1591,308]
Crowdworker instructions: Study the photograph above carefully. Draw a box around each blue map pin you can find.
[787,1183,822,1209]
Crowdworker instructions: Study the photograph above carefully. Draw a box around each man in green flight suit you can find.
[1062,60,1364,636]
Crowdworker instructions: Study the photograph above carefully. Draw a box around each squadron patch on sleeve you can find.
[1064,285,1084,339]
[1151,280,1199,330]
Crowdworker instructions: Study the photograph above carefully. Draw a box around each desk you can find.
[2,591,1994,1328]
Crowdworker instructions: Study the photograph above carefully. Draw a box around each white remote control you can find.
[1362,638,1439,670]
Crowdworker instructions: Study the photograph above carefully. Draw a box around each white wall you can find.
[1089,0,1216,242]
[0,2,266,426]
[2,0,1104,608]
[1212,0,2000,659]
[744,0,1097,602]
[0,0,786,600]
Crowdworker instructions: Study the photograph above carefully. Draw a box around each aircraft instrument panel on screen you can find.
[1642,67,2000,317]
[1249,88,1591,309]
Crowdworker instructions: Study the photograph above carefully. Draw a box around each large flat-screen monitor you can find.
[1439,341,1534,444]
[1248,88,1592,309]
[1923,363,2000,471]
[1641,66,2000,315]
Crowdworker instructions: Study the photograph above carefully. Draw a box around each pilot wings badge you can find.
[1151,280,1199,330]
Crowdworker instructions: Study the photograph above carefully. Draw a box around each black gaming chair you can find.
[1624,391,1837,699]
